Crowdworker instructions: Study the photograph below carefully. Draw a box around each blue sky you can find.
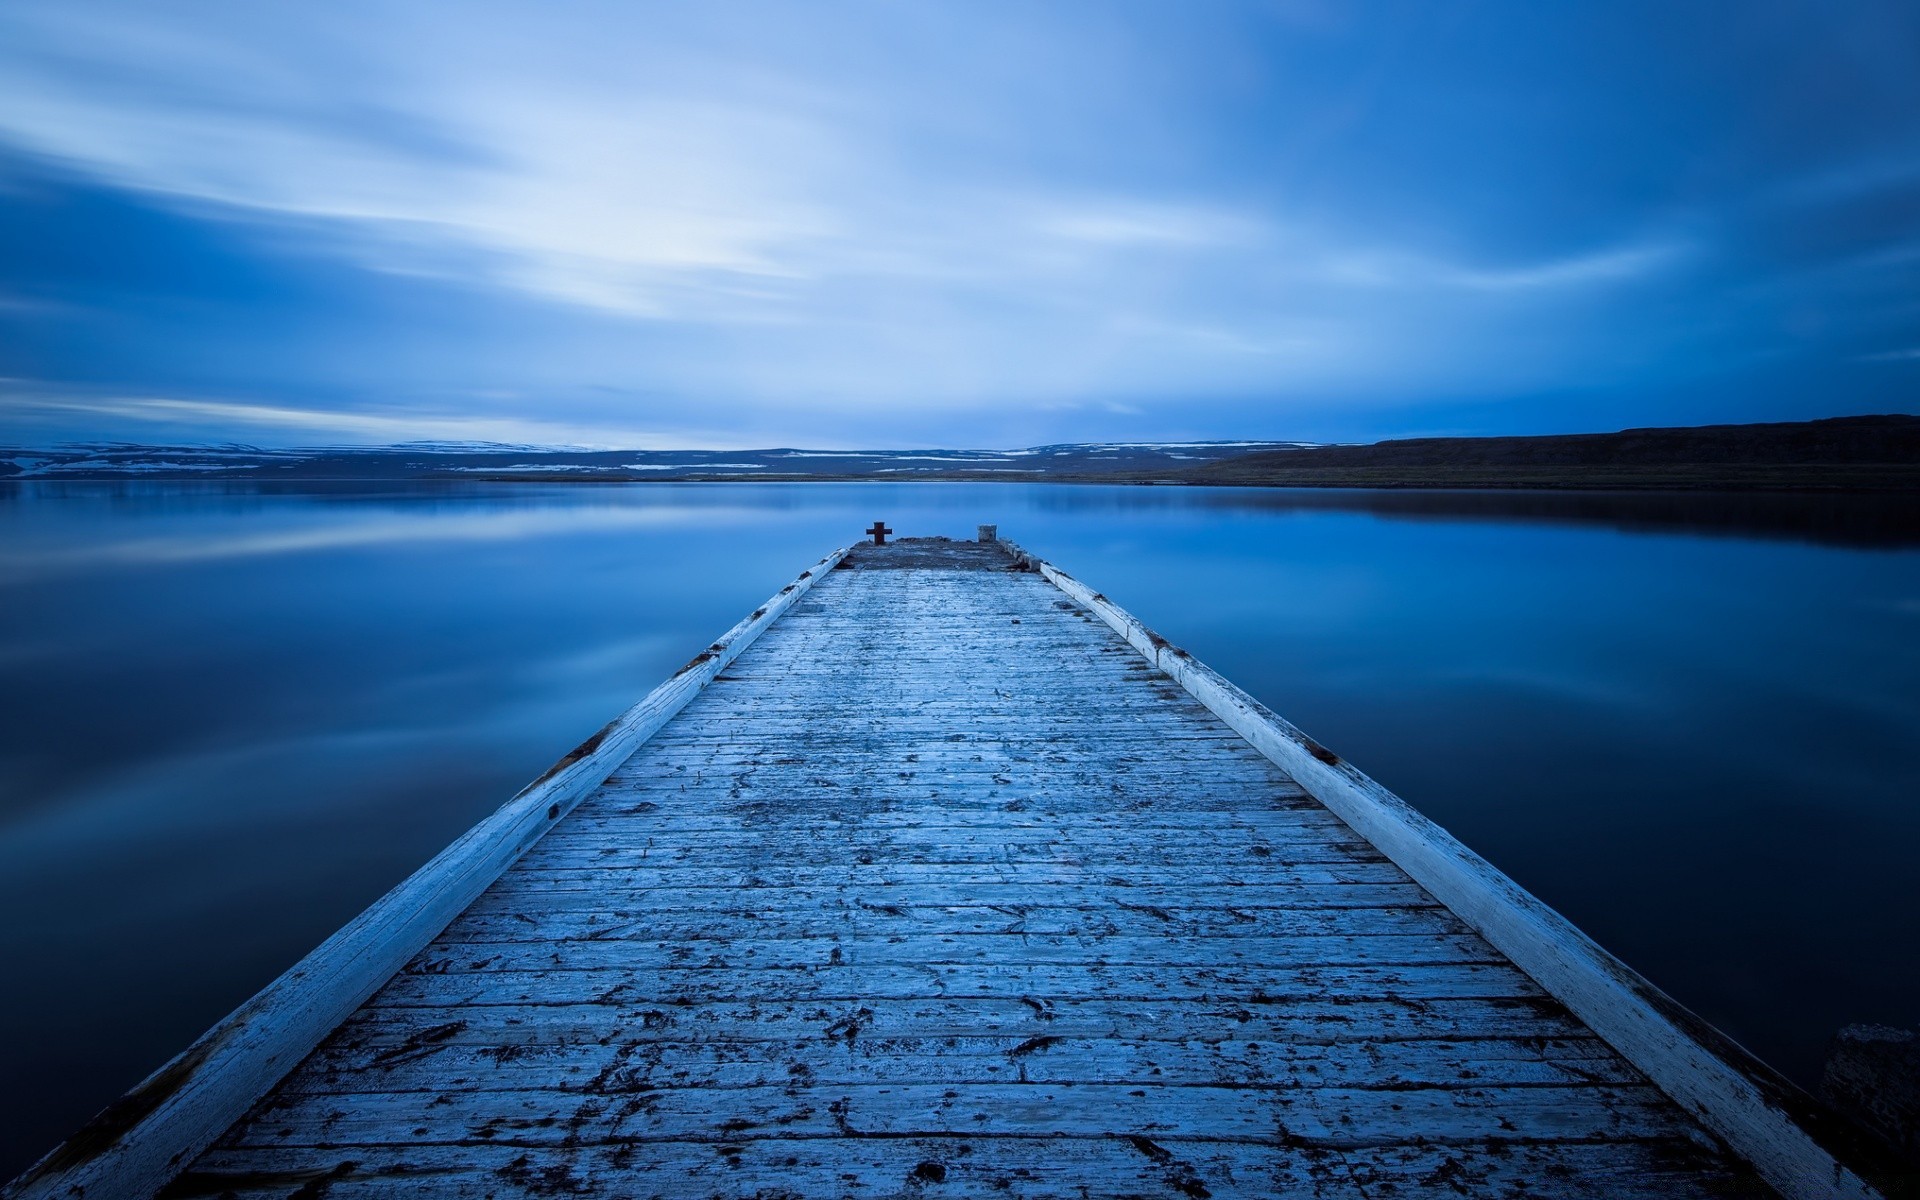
[0,1,1915,448]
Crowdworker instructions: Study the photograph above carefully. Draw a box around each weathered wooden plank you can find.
[486,861,1415,889]
[554,808,1338,834]
[366,961,1550,1008]
[226,1080,1700,1148]
[582,794,1326,817]
[319,995,1601,1048]
[618,748,1284,770]
[460,879,1441,913]
[511,842,1393,870]
[398,932,1503,975]
[598,767,1294,793]
[441,899,1457,941]
[564,810,1328,831]
[280,1032,1643,1096]
[176,1137,1763,1200]
[526,826,1362,857]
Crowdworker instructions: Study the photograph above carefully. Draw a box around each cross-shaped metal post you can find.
[867,520,893,545]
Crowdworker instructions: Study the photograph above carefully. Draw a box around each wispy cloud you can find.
[1445,243,1684,292]
[0,3,1687,329]
[0,7,848,319]
[1035,203,1266,249]
[0,388,783,449]
[1321,240,1684,293]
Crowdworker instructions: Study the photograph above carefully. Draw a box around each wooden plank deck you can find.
[14,534,1889,1199]
[151,539,1775,1198]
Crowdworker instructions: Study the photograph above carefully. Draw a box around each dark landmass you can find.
[1164,487,1920,550]
[1175,415,1920,491]
[2,416,1913,490]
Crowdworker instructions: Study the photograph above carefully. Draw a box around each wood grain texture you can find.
[170,539,1777,1198]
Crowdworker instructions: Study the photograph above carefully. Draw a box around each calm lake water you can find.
[1,481,1916,1177]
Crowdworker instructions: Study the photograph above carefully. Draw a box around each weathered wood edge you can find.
[0,547,852,1200]
[998,539,1882,1200]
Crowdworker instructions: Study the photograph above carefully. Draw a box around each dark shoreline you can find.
[7,471,1917,490]
[435,467,1919,490]
[6,414,1915,491]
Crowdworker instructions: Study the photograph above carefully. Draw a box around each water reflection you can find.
[5,479,1917,550]
[1165,486,1920,548]
[0,481,1916,1178]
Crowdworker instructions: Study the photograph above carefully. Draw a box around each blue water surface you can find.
[0,482,1916,1178]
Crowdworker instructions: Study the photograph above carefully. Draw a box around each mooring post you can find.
[977,524,997,543]
[867,520,893,545]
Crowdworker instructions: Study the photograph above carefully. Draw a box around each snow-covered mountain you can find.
[0,441,1318,481]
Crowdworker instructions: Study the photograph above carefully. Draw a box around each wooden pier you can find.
[5,536,1884,1199]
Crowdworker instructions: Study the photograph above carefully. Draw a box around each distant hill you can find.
[1178,415,1920,491]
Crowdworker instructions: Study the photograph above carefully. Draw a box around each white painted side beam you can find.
[1003,540,1880,1200]
[2,547,851,1200]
